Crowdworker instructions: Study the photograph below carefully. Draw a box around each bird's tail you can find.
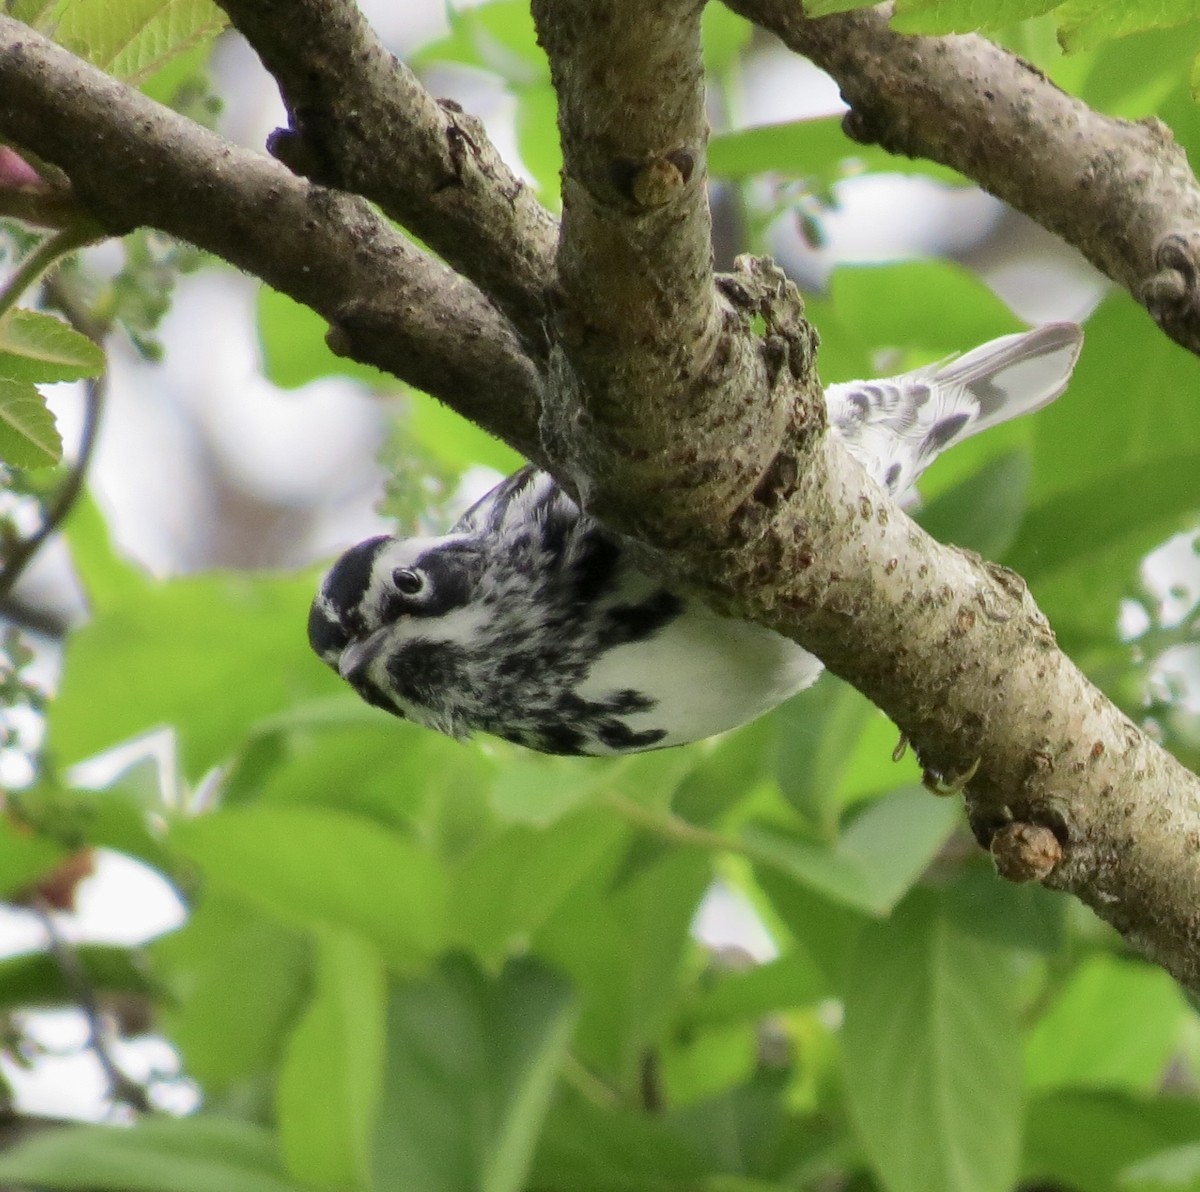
[923,320,1083,443]
[826,321,1084,500]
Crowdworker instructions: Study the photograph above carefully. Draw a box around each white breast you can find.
[575,604,823,752]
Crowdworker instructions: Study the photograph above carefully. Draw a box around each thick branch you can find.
[214,0,557,354]
[0,16,543,459]
[729,0,1200,354]
[698,343,1200,988]
[531,0,807,529]
[530,1,1200,989]
[3,7,1200,991]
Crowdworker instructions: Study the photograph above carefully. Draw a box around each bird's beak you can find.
[339,635,378,683]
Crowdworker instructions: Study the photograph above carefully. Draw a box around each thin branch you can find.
[0,223,99,322]
[31,900,152,1114]
[214,0,558,355]
[728,0,1200,355]
[560,1051,625,1109]
[0,16,544,459]
[0,372,104,602]
[0,240,108,603]
[0,186,86,230]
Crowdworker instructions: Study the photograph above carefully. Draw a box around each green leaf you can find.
[170,806,447,970]
[1019,291,1200,642]
[77,780,178,875]
[55,0,228,85]
[842,889,1023,1192]
[65,495,149,606]
[1024,954,1187,1093]
[406,386,524,476]
[671,717,775,827]
[486,752,616,826]
[802,0,880,16]
[680,950,830,1030]
[0,309,106,382]
[372,955,577,1192]
[1023,1090,1200,1192]
[944,862,1068,956]
[1056,0,1200,52]
[50,570,342,775]
[513,82,563,207]
[0,1115,306,1192]
[533,1088,709,1191]
[449,807,625,968]
[416,0,548,84]
[701,4,752,76]
[775,677,876,835]
[660,1020,758,1108]
[152,892,312,1093]
[0,814,67,898]
[1007,454,1200,582]
[537,847,712,1083]
[1032,292,1200,501]
[0,376,62,467]
[832,262,1023,362]
[891,0,1061,35]
[256,285,394,390]
[0,945,158,1012]
[1080,22,1200,116]
[917,450,1032,560]
[10,0,69,27]
[743,787,960,915]
[668,1070,838,1183]
[278,932,386,1192]
[708,117,960,185]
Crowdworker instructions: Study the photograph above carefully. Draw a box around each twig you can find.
[31,899,152,1114]
[602,791,748,855]
[0,223,100,322]
[0,261,109,603]
[0,370,105,601]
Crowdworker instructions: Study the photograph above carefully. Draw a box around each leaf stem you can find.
[559,1050,626,1109]
[602,791,748,856]
[0,222,101,323]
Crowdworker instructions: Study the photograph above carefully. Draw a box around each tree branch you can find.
[729,0,1200,355]
[31,900,152,1113]
[0,15,544,460]
[531,1,1200,993]
[531,0,812,531]
[213,0,558,354]
[2,8,1200,992]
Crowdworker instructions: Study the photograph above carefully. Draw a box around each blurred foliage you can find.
[0,4,1198,1192]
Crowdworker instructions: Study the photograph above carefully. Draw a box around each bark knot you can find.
[1140,233,1200,351]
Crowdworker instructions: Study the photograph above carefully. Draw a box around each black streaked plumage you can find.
[310,323,1082,755]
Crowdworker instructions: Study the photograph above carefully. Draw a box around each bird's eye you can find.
[392,567,425,596]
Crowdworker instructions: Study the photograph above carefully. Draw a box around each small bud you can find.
[991,821,1062,883]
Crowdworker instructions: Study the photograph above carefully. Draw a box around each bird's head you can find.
[308,534,485,720]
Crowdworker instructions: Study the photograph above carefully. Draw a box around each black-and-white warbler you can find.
[310,323,1082,756]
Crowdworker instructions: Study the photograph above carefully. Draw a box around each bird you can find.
[309,322,1082,756]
